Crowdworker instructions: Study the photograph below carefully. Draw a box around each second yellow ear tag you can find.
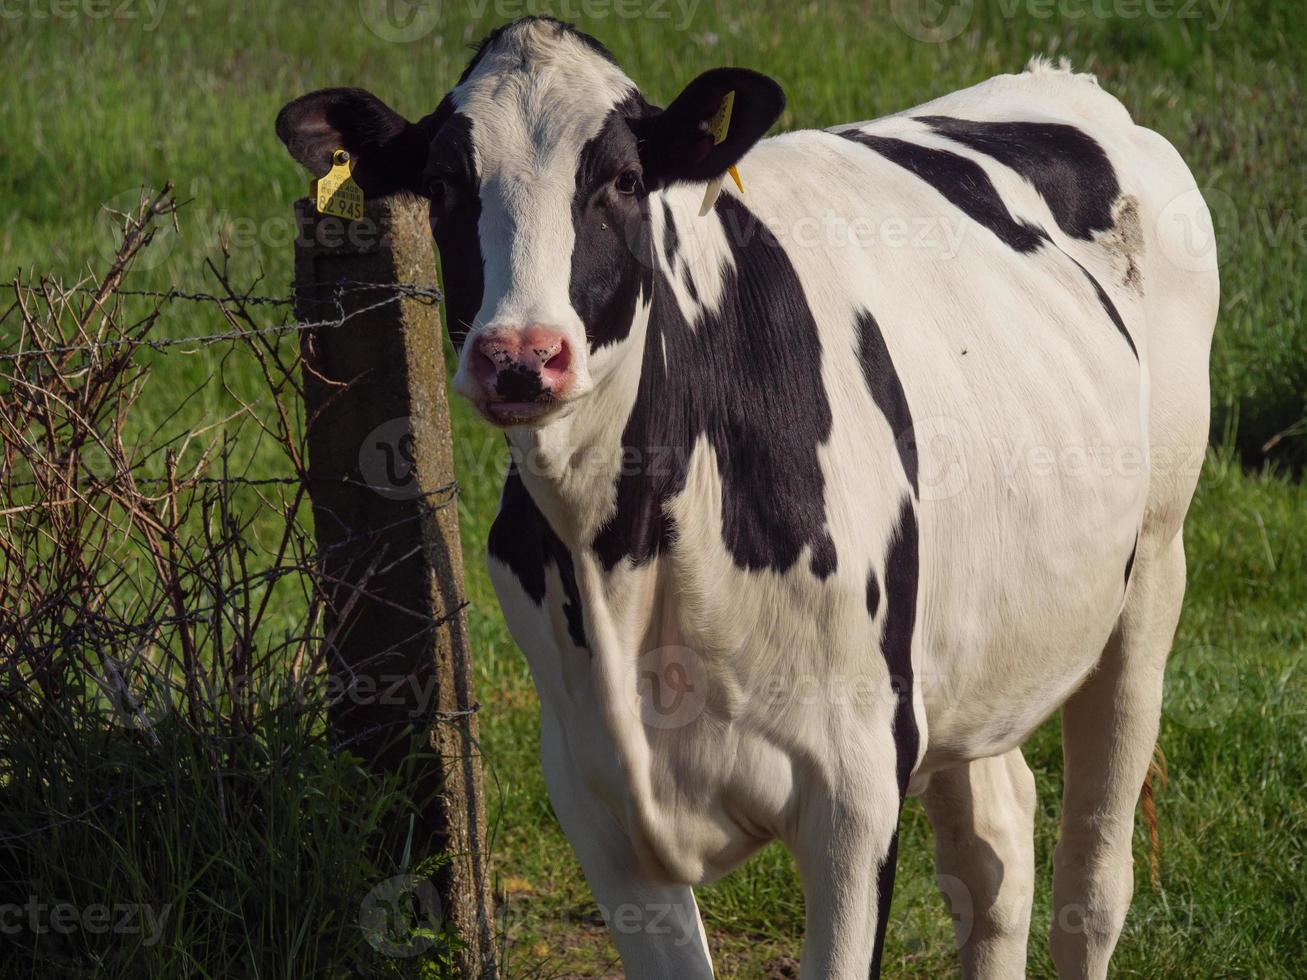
[708,90,735,145]
[700,92,745,216]
[314,149,365,221]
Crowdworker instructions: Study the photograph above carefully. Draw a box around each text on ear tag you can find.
[314,149,365,221]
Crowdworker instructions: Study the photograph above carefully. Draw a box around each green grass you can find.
[2,0,1305,976]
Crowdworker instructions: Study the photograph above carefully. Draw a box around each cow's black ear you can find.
[633,68,784,188]
[275,87,438,197]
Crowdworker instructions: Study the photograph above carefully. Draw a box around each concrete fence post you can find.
[292,195,497,978]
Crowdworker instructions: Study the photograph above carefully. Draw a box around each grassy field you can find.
[3,0,1305,976]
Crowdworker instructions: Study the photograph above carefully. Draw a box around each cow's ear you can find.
[275,87,436,197]
[633,68,784,188]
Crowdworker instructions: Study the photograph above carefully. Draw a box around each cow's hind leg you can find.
[922,747,1036,978]
[1050,531,1186,979]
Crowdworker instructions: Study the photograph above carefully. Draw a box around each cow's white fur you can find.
[459,23,1217,979]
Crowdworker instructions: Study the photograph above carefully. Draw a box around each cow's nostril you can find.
[471,347,498,386]
[543,345,571,375]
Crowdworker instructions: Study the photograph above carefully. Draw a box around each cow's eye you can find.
[615,169,641,196]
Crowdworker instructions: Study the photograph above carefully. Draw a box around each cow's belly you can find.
[906,341,1147,769]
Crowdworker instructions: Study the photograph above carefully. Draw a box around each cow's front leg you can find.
[790,758,904,979]
[538,711,714,980]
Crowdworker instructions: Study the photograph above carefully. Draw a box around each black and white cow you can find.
[278,17,1217,978]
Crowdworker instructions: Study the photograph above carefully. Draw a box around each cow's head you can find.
[277,17,783,427]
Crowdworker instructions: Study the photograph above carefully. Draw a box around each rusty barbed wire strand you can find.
[0,280,442,361]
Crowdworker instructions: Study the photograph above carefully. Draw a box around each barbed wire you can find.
[0,278,442,361]
[1,277,441,307]
[2,470,461,497]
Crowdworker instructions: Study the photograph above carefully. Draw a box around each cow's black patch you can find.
[839,130,1138,361]
[870,825,901,979]
[1066,253,1139,359]
[489,466,587,649]
[809,537,838,580]
[592,193,837,578]
[865,567,881,619]
[661,199,680,268]
[856,310,918,497]
[916,116,1121,240]
[571,98,655,351]
[882,496,919,797]
[839,130,1047,253]
[427,111,483,352]
[682,266,700,303]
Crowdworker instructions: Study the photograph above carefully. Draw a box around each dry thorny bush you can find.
[0,186,331,750]
[0,189,457,977]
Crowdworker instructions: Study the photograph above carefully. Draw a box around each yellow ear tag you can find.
[707,90,735,145]
[314,149,365,221]
[699,91,745,217]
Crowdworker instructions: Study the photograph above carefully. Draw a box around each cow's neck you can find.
[510,185,834,613]
[506,295,654,555]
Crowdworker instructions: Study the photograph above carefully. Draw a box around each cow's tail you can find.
[1138,743,1168,889]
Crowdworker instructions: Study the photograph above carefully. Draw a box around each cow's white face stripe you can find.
[447,20,638,400]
